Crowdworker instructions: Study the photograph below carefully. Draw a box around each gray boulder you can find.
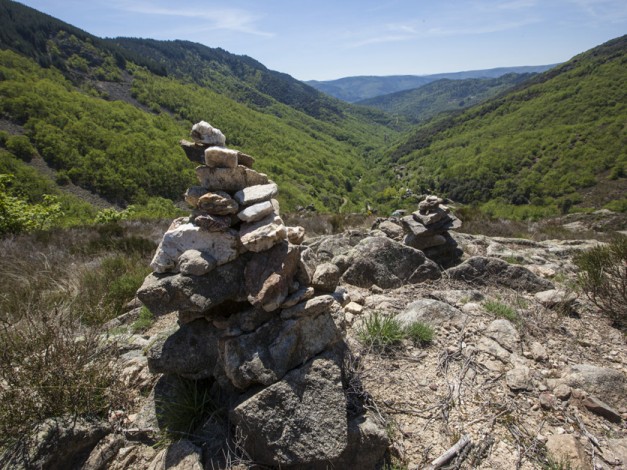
[311,262,341,292]
[342,237,441,289]
[558,364,626,408]
[231,353,348,467]
[147,319,220,379]
[148,439,203,470]
[221,311,342,390]
[137,253,251,316]
[447,256,554,292]
[485,319,521,353]
[395,299,465,328]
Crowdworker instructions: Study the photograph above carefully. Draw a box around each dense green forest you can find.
[0,0,404,235]
[357,73,536,124]
[0,0,625,236]
[381,35,627,218]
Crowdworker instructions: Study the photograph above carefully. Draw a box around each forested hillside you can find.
[357,73,536,124]
[0,0,403,228]
[383,35,627,218]
[307,65,555,102]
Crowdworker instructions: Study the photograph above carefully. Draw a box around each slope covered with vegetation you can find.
[307,65,555,102]
[357,73,536,124]
[381,35,627,219]
[0,0,403,233]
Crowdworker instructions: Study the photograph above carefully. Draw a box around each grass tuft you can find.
[483,300,520,324]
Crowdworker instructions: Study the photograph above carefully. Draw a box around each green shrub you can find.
[358,312,405,352]
[5,135,35,161]
[404,321,434,346]
[156,377,217,439]
[483,300,520,324]
[131,306,154,333]
[574,235,626,329]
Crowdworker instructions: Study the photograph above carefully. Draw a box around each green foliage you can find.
[404,321,434,346]
[4,134,36,161]
[573,235,627,329]
[390,35,627,214]
[358,312,436,352]
[359,73,537,124]
[483,300,520,324]
[75,253,152,325]
[358,313,405,352]
[131,306,154,333]
[156,377,218,439]
[94,208,127,224]
[0,174,63,235]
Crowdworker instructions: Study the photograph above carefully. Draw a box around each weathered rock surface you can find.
[231,354,348,466]
[204,146,238,169]
[342,237,441,289]
[149,221,238,273]
[177,249,217,276]
[196,191,238,215]
[190,120,226,146]
[311,262,341,292]
[239,213,287,252]
[395,299,465,328]
[148,439,203,470]
[485,319,521,353]
[545,434,590,470]
[138,254,250,316]
[147,319,220,379]
[195,165,268,192]
[558,364,626,408]
[234,183,278,206]
[221,312,342,389]
[447,256,554,292]
[244,241,299,312]
[236,200,275,223]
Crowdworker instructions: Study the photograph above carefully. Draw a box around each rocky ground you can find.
[87,226,626,470]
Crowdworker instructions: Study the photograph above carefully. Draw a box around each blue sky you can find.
[16,0,627,80]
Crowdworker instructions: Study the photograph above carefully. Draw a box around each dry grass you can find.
[0,221,158,449]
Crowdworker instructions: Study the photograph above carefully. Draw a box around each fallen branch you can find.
[422,434,471,470]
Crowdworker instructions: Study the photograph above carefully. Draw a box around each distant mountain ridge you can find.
[307,65,558,102]
[357,73,536,124]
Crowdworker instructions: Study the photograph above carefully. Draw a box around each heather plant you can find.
[574,235,626,330]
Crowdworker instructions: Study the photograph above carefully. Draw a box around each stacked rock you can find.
[137,121,387,468]
[399,195,463,267]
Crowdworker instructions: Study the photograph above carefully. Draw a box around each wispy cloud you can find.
[566,0,627,23]
[346,16,541,48]
[112,1,274,37]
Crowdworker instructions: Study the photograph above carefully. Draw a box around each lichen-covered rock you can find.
[558,364,626,408]
[138,254,251,316]
[342,237,440,289]
[184,186,208,207]
[147,319,220,379]
[195,166,268,192]
[287,225,306,245]
[245,241,299,312]
[447,256,554,292]
[221,312,342,389]
[231,353,348,466]
[239,214,287,252]
[311,262,341,292]
[177,249,217,276]
[233,183,278,206]
[395,299,466,328]
[149,221,238,273]
[196,191,238,215]
[148,439,203,470]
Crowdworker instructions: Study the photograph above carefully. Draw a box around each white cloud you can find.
[112,1,274,37]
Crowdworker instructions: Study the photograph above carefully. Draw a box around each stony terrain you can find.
[7,122,624,470]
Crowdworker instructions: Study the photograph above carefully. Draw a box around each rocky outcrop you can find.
[135,122,384,469]
[373,195,463,267]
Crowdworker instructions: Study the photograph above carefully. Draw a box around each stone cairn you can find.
[137,121,388,468]
[375,195,463,267]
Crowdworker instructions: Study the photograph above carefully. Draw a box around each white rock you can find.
[204,146,238,168]
[239,214,287,253]
[237,200,275,223]
[234,183,279,206]
[287,226,306,245]
[190,121,226,146]
[150,222,238,273]
[345,302,363,315]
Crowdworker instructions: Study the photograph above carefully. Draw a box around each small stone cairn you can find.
[137,121,387,468]
[376,195,463,267]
